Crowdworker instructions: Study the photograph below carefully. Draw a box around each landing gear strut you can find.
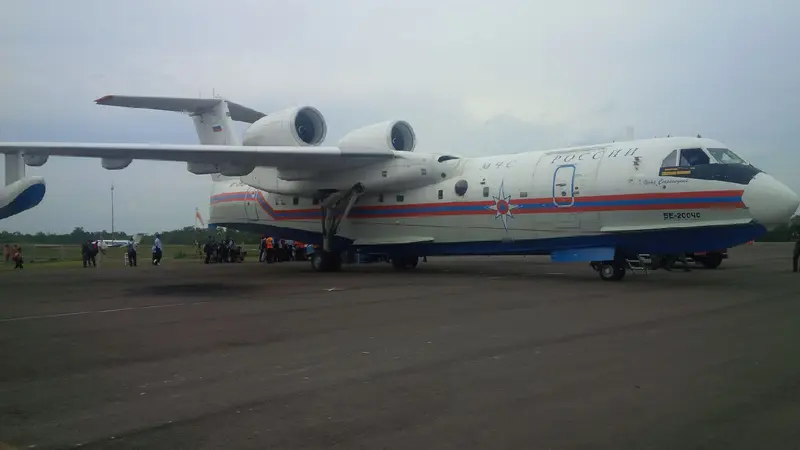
[310,183,364,272]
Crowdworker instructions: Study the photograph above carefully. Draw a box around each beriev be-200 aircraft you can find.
[1,95,797,281]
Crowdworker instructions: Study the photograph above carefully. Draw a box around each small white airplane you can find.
[93,234,143,249]
[1,95,798,281]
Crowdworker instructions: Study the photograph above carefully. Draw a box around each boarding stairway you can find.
[625,255,650,275]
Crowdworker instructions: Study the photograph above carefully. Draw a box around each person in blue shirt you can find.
[127,238,138,267]
[152,233,163,265]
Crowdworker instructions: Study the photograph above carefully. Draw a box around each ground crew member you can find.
[127,237,138,267]
[12,246,23,269]
[152,233,163,265]
[259,235,267,262]
[89,241,99,267]
[81,241,92,268]
[266,236,274,263]
[204,236,215,264]
[792,232,800,272]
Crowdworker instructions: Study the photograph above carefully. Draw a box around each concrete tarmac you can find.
[2,243,800,449]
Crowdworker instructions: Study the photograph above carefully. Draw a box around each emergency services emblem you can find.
[486,180,519,231]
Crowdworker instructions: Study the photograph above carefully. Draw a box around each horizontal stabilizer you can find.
[95,95,267,124]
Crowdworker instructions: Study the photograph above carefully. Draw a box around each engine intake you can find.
[338,120,417,152]
[243,106,327,147]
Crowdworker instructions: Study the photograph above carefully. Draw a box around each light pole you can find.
[111,184,115,241]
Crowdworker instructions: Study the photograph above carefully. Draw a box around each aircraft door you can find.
[553,165,576,207]
[244,188,260,221]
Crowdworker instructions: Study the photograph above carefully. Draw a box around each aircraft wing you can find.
[0,142,394,171]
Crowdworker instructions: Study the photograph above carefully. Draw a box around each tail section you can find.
[95,94,266,145]
[94,95,267,176]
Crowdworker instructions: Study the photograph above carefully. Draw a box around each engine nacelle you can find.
[218,163,255,177]
[242,106,327,147]
[187,162,219,175]
[23,154,48,167]
[101,158,132,170]
[338,120,416,152]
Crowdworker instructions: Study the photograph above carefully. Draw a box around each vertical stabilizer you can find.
[191,99,241,146]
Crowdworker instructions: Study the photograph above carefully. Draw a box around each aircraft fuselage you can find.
[207,137,797,259]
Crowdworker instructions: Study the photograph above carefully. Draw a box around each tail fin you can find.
[95,95,266,146]
[95,95,267,178]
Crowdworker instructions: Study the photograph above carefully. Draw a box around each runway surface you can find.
[2,243,800,449]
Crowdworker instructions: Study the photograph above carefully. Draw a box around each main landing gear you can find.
[589,253,647,281]
[310,183,364,272]
[590,260,627,281]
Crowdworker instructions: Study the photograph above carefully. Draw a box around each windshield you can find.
[707,148,747,165]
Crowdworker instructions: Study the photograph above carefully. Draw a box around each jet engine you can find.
[338,120,417,152]
[243,106,327,147]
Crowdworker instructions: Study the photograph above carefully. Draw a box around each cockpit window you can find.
[679,148,710,166]
[661,149,678,168]
[707,148,747,165]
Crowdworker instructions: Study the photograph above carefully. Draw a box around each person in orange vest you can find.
[266,236,275,263]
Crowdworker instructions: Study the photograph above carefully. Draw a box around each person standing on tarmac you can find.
[266,236,275,263]
[152,233,163,265]
[792,231,800,272]
[259,235,267,262]
[126,237,138,267]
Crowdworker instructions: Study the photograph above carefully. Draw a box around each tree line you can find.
[0,226,263,246]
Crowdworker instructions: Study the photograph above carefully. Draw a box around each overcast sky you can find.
[2,0,799,234]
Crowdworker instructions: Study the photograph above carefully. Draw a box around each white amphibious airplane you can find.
[1,95,798,281]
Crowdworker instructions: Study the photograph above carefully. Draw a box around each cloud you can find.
[2,0,800,233]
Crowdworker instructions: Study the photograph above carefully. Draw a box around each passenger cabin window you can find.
[707,148,747,165]
[482,187,490,198]
[661,150,678,168]
[437,189,443,200]
[378,193,384,203]
[292,197,299,205]
[396,195,404,202]
[679,148,710,166]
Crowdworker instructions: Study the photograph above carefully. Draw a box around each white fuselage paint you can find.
[206,137,775,254]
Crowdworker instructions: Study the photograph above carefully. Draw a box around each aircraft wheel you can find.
[700,252,723,269]
[599,262,626,281]
[310,251,342,272]
[391,255,419,270]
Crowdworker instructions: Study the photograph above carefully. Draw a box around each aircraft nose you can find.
[742,173,800,227]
